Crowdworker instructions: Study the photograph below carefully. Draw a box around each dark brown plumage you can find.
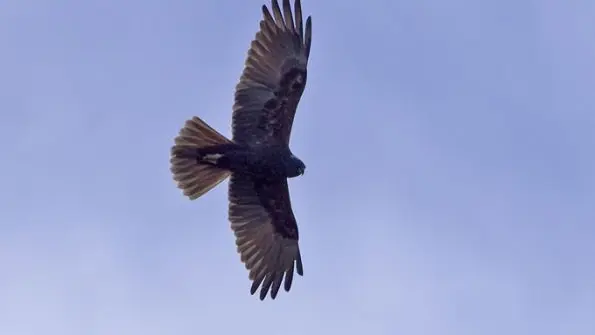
[233,0,312,146]
[170,0,312,300]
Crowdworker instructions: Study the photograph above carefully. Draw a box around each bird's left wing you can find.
[232,0,312,146]
[228,173,303,300]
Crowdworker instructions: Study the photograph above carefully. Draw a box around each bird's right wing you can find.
[228,173,303,300]
[231,0,312,146]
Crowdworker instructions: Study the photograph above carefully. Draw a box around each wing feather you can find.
[228,174,303,300]
[232,0,312,146]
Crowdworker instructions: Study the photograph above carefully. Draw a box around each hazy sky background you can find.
[1,0,594,334]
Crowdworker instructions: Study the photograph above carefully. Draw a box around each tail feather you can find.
[170,116,232,200]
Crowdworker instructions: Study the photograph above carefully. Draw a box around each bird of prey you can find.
[169,0,312,300]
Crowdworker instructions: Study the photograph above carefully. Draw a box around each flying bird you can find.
[170,0,312,300]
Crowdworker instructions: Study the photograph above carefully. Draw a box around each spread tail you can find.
[170,116,233,200]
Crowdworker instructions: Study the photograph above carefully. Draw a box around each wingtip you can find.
[296,252,304,276]
[304,16,312,59]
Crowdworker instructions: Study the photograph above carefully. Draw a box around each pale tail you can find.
[170,116,232,200]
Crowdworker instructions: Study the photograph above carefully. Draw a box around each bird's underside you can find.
[175,142,302,181]
[170,0,312,300]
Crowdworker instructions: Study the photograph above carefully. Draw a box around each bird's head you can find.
[286,154,306,178]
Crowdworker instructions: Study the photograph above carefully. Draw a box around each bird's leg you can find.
[173,144,244,169]
[172,146,205,163]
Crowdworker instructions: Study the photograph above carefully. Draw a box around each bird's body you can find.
[176,143,305,181]
[170,0,312,300]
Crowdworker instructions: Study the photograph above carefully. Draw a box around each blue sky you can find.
[1,0,594,334]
